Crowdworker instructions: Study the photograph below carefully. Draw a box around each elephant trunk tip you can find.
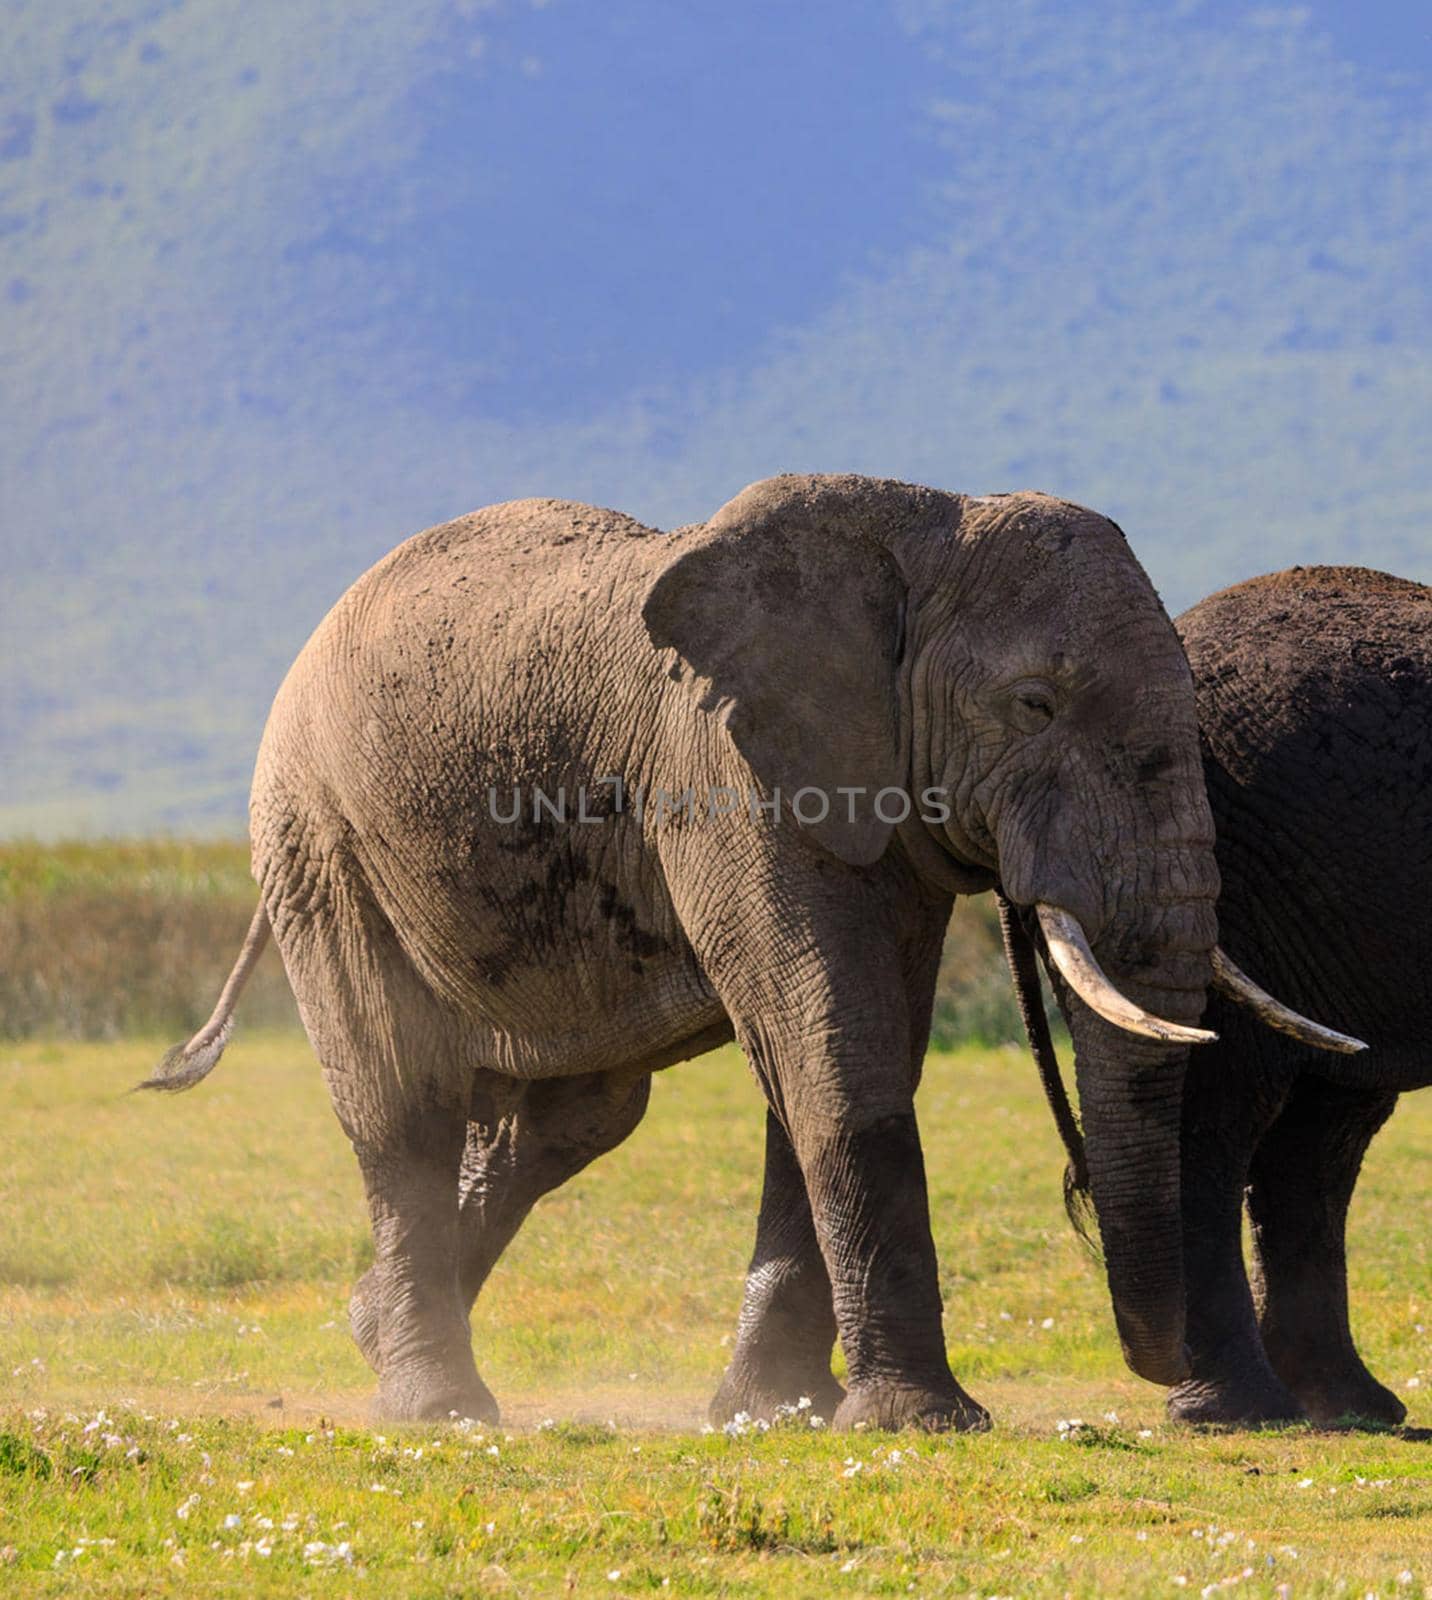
[1122,1338,1192,1388]
[1062,1163,1099,1257]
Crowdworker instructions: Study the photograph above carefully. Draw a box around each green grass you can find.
[1,1032,1429,1596]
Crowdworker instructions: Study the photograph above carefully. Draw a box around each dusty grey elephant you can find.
[147,474,1333,1429]
[1010,566,1421,1428]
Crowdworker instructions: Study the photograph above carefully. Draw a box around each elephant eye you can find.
[1008,680,1057,731]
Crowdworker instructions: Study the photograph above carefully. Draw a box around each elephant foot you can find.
[348,1269,381,1374]
[709,1359,846,1427]
[1167,1371,1306,1428]
[351,1267,496,1424]
[1284,1368,1407,1429]
[833,1378,990,1434]
[374,1361,500,1426]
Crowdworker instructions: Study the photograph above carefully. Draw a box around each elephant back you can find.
[1177,566,1432,1069]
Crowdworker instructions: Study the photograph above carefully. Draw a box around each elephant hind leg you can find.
[274,857,496,1423]
[352,1102,497,1424]
[456,1068,653,1312]
[349,1068,652,1395]
[1248,1076,1403,1427]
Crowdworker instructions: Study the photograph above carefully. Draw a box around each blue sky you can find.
[2,0,1429,831]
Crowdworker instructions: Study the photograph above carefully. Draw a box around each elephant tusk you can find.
[1035,904,1219,1046]
[1210,947,1368,1054]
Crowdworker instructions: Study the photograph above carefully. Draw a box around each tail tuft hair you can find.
[133,902,269,1094]
[135,1015,235,1093]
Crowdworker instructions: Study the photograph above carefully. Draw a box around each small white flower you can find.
[607,1570,622,1581]
[176,1493,200,1520]
[223,1514,242,1530]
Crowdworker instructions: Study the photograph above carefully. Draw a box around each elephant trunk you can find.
[1059,898,1213,1386]
[1070,1021,1191,1384]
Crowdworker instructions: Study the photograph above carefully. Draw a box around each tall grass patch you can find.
[0,839,296,1038]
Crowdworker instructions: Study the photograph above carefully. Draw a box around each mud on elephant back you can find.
[142,474,1349,1430]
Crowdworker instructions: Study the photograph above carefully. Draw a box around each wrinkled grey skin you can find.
[157,474,1219,1428]
[1167,568,1432,1426]
[1005,565,1431,1430]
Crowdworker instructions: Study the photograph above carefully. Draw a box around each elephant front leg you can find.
[1168,1057,1302,1426]
[1248,1077,1404,1427]
[670,843,978,1429]
[791,1095,987,1433]
[710,1109,844,1425]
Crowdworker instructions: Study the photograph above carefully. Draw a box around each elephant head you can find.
[645,473,1345,1385]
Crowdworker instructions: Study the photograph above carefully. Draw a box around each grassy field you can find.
[1,1031,1428,1596]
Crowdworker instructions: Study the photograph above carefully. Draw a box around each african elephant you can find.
[1010,565,1422,1427]
[146,474,1330,1429]
[1171,566,1431,1425]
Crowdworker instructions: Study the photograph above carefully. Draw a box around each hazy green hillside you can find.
[3,0,1428,834]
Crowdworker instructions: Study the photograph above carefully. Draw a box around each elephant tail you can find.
[996,893,1098,1249]
[136,903,271,1093]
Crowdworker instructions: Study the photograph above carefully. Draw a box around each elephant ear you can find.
[642,475,914,867]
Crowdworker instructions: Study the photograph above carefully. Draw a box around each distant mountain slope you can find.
[2,0,1428,835]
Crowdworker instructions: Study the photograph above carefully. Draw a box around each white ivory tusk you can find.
[1036,903,1218,1046]
[1210,946,1368,1054]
